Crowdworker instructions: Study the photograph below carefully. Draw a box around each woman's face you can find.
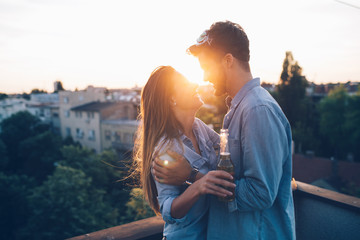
[171,71,203,111]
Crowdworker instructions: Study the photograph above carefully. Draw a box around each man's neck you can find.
[227,71,253,98]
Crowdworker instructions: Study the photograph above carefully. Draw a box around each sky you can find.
[0,0,359,94]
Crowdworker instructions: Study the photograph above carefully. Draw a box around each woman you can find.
[134,66,234,240]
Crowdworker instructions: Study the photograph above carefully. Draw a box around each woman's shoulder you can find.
[194,118,218,135]
[194,117,210,130]
[154,136,183,157]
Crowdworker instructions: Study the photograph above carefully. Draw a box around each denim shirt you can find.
[207,78,296,240]
[154,118,219,240]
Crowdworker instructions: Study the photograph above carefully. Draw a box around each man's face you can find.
[197,51,227,96]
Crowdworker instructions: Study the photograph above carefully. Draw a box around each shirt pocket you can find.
[228,137,242,179]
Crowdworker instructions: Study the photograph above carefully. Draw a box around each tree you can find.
[54,81,65,93]
[0,173,36,240]
[276,51,319,153]
[17,131,63,181]
[58,145,131,223]
[318,85,350,160]
[21,93,30,100]
[277,51,308,126]
[30,89,47,94]
[0,111,43,172]
[123,188,155,222]
[344,94,360,162]
[0,93,8,100]
[0,139,8,170]
[23,165,118,240]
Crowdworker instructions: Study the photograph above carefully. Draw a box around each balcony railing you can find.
[68,181,360,240]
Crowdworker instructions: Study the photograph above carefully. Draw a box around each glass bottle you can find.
[217,129,235,201]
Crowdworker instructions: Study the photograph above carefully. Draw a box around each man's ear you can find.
[222,53,234,69]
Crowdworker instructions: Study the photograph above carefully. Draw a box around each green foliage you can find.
[123,188,155,222]
[345,95,360,161]
[0,139,8,169]
[0,173,36,240]
[276,51,315,154]
[58,145,131,223]
[23,165,118,240]
[17,131,62,181]
[0,93,8,100]
[0,111,63,181]
[30,89,47,94]
[318,86,350,159]
[0,111,43,171]
[0,112,135,239]
[277,51,309,127]
[21,93,30,100]
[53,81,65,93]
[317,86,360,161]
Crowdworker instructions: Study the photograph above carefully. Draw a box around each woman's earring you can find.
[173,101,177,106]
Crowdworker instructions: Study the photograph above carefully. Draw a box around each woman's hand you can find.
[192,170,236,198]
[170,170,236,219]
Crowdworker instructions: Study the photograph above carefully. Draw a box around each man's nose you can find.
[203,72,211,83]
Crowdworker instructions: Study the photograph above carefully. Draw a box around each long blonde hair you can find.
[133,66,184,213]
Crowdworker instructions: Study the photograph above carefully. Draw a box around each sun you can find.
[172,55,207,86]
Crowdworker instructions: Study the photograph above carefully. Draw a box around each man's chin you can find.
[213,87,226,96]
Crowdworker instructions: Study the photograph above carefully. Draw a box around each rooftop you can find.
[71,101,118,112]
[102,119,139,126]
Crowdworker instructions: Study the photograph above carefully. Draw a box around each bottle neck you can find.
[220,129,229,155]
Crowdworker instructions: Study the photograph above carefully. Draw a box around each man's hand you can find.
[152,150,192,185]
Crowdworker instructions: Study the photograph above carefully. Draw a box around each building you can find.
[101,119,139,154]
[58,85,141,152]
[62,101,137,153]
[59,86,107,141]
[0,97,28,128]
[27,93,61,134]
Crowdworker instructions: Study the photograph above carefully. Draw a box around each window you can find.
[65,127,71,137]
[75,111,82,118]
[64,97,69,103]
[124,106,129,119]
[87,112,95,119]
[113,131,121,142]
[105,130,111,141]
[64,110,70,118]
[124,133,132,144]
[76,128,84,139]
[88,130,95,141]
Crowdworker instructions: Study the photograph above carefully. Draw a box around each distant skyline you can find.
[1,0,360,94]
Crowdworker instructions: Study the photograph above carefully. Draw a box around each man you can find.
[153,21,295,239]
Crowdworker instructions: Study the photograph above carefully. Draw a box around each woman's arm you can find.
[169,171,235,219]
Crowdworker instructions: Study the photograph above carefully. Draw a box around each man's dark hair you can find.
[188,21,250,65]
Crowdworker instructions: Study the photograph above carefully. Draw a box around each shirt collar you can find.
[229,77,260,110]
